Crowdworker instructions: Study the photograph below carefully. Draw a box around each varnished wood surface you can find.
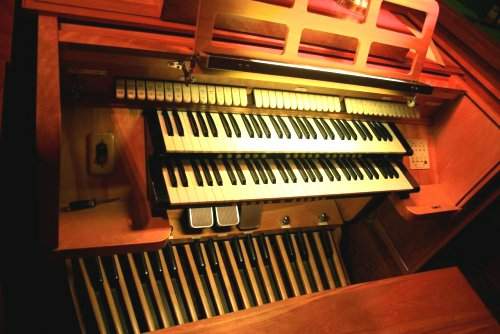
[156,267,498,334]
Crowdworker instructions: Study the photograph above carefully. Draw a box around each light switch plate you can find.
[408,138,430,169]
[88,133,115,175]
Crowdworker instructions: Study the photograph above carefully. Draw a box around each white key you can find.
[126,79,136,100]
[290,93,298,110]
[182,160,202,204]
[162,166,180,205]
[136,80,146,100]
[178,111,199,153]
[261,90,270,108]
[297,94,305,110]
[199,85,208,104]
[190,84,200,104]
[232,87,240,106]
[169,110,186,153]
[239,88,248,107]
[327,96,335,112]
[276,91,284,109]
[157,110,174,152]
[182,84,191,103]
[283,92,291,109]
[173,83,183,103]
[216,86,225,105]
[165,82,174,102]
[321,96,329,112]
[155,81,165,101]
[268,90,277,109]
[335,97,342,112]
[115,79,125,99]
[224,86,233,106]
[308,94,316,111]
[208,85,217,105]
[146,81,156,101]
[253,89,263,108]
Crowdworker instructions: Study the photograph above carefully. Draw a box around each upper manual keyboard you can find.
[148,110,411,155]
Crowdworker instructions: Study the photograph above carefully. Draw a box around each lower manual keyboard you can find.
[152,156,417,207]
[66,228,347,333]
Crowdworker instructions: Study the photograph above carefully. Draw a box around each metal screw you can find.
[319,212,328,222]
[282,216,290,225]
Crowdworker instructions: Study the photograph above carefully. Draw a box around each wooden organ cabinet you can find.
[20,0,499,332]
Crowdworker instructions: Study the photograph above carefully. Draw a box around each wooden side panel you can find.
[157,268,499,334]
[0,0,14,134]
[36,15,61,249]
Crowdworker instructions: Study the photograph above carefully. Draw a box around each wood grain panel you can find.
[156,268,499,334]
[36,15,61,249]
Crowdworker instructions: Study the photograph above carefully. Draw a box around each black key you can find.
[257,115,271,138]
[262,160,276,184]
[205,112,218,137]
[309,160,323,182]
[200,160,214,186]
[346,158,363,180]
[336,120,351,140]
[283,233,296,262]
[101,256,119,288]
[340,158,357,180]
[192,240,206,273]
[295,117,310,139]
[244,235,258,267]
[162,244,178,277]
[362,158,379,179]
[293,159,308,182]
[191,160,203,186]
[223,160,237,185]
[318,159,334,181]
[172,111,184,136]
[228,113,241,137]
[282,160,297,183]
[387,161,399,178]
[323,158,341,181]
[313,118,327,139]
[301,159,317,182]
[230,238,245,269]
[176,161,189,187]
[245,160,260,184]
[277,116,291,139]
[288,117,303,139]
[149,251,164,278]
[357,121,373,141]
[295,232,308,260]
[219,113,232,137]
[133,253,149,282]
[232,160,246,185]
[334,159,351,180]
[342,120,357,140]
[209,160,223,186]
[162,110,174,136]
[257,235,270,266]
[372,122,387,141]
[85,258,104,292]
[166,162,178,187]
[376,122,392,141]
[274,159,289,183]
[367,121,382,141]
[372,159,388,178]
[249,114,263,138]
[319,232,333,258]
[253,160,268,184]
[352,121,366,140]
[269,115,283,139]
[319,118,334,139]
[196,112,209,137]
[381,160,395,178]
[205,240,219,272]
[357,158,373,179]
[330,119,345,140]
[302,117,317,139]
[187,111,199,137]
[241,114,254,138]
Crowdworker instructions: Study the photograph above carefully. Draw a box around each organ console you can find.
[2,0,498,332]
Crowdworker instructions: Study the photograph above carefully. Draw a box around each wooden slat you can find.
[143,252,170,327]
[113,255,140,334]
[127,254,156,331]
[313,233,336,289]
[328,231,348,287]
[184,244,214,318]
[239,239,264,306]
[275,235,300,297]
[251,238,276,303]
[78,258,107,333]
[200,243,225,315]
[222,240,251,309]
[172,246,199,322]
[65,259,87,333]
[157,250,185,325]
[214,241,239,312]
[97,257,125,334]
[303,234,324,291]
[264,236,288,300]
[290,235,312,294]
